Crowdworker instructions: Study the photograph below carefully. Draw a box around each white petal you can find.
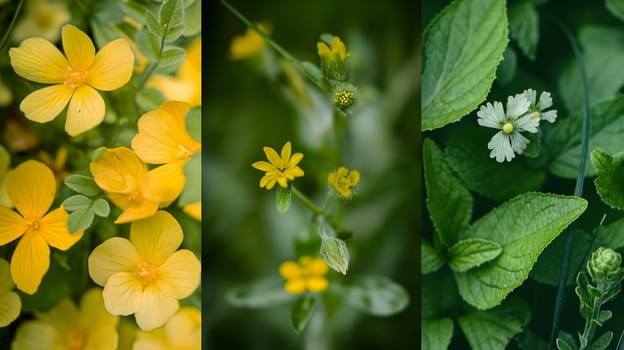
[538,91,553,109]
[541,110,557,123]
[506,94,530,119]
[487,132,515,162]
[509,132,530,153]
[523,89,537,106]
[515,114,540,133]
[477,101,504,128]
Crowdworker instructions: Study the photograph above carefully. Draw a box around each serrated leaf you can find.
[422,318,454,350]
[455,192,587,309]
[448,238,502,272]
[591,148,624,210]
[145,10,162,37]
[135,28,161,61]
[333,276,409,316]
[64,175,102,196]
[92,199,110,217]
[67,209,94,234]
[61,195,92,212]
[423,138,473,247]
[422,0,508,130]
[159,46,186,68]
[422,239,445,274]
[457,297,530,350]
[509,0,539,60]
[290,295,315,334]
[589,331,614,350]
[547,96,624,179]
[225,277,295,308]
[276,186,291,214]
[607,0,624,21]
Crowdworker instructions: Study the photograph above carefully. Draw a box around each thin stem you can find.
[137,33,166,90]
[291,185,323,216]
[549,19,591,349]
[0,0,24,51]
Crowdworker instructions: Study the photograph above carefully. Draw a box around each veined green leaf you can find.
[591,148,624,210]
[62,195,92,212]
[422,318,454,350]
[67,209,94,234]
[64,175,102,196]
[92,199,110,218]
[448,238,502,272]
[333,276,409,316]
[422,0,508,130]
[509,0,539,60]
[159,46,186,69]
[455,192,587,309]
[290,295,315,334]
[145,10,162,37]
[422,239,445,274]
[135,28,161,61]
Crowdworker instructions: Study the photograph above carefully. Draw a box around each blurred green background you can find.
[204,0,420,348]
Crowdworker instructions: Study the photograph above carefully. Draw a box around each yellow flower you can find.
[147,38,201,107]
[229,23,270,60]
[279,257,329,294]
[0,160,82,294]
[11,288,119,349]
[131,101,201,165]
[0,145,12,208]
[9,24,134,136]
[38,146,70,191]
[133,307,201,350]
[317,36,349,82]
[252,141,304,190]
[183,201,201,221]
[11,0,70,43]
[0,258,20,327]
[89,147,186,224]
[88,211,201,331]
[328,166,360,199]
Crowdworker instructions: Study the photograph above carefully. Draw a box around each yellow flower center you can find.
[27,219,41,232]
[66,328,86,350]
[333,90,356,110]
[530,111,540,119]
[128,190,144,203]
[64,66,89,89]
[502,122,514,134]
[134,261,158,285]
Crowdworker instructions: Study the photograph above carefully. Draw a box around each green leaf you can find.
[159,46,186,69]
[290,295,315,334]
[531,231,595,286]
[448,238,502,272]
[455,192,587,309]
[422,0,508,130]
[159,0,183,29]
[145,10,162,37]
[183,0,201,36]
[422,239,445,274]
[186,107,201,141]
[136,87,166,113]
[64,175,102,196]
[556,331,578,350]
[591,148,624,210]
[67,209,94,234]
[509,0,539,60]
[320,238,349,275]
[496,47,517,86]
[423,138,473,247]
[92,199,110,218]
[607,0,624,21]
[457,297,530,350]
[333,276,409,316]
[597,217,624,249]
[597,310,613,324]
[135,28,161,61]
[179,153,201,206]
[589,331,614,350]
[422,270,462,319]
[163,23,186,43]
[226,277,295,308]
[422,318,454,350]
[547,96,624,179]
[61,195,92,212]
[276,186,291,214]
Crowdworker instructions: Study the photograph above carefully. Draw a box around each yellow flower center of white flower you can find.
[134,261,158,285]
[530,111,540,119]
[502,122,514,134]
[66,328,86,350]
[64,66,89,89]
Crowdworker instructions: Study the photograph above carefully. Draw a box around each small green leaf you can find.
[226,277,295,308]
[591,148,624,210]
[159,0,183,29]
[136,87,165,113]
[509,0,539,60]
[64,175,102,196]
[163,23,186,43]
[423,138,473,247]
[556,331,578,350]
[597,310,613,324]
[422,318,454,350]
[448,238,502,272]
[290,295,315,334]
[183,0,201,36]
[186,107,201,141]
[422,0,508,130]
[589,331,614,350]
[455,192,587,309]
[61,195,92,212]
[276,186,291,214]
[67,209,94,234]
[422,239,445,274]
[135,28,161,61]
[92,199,110,218]
[159,46,186,69]
[457,297,530,350]
[145,10,162,37]
[320,238,349,275]
[179,153,201,206]
[607,0,624,21]
[333,276,409,316]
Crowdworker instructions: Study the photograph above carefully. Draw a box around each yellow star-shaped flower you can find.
[252,141,304,190]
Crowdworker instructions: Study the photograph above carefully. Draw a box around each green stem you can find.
[291,185,323,216]
[579,296,602,350]
[549,19,592,349]
[137,32,166,90]
[0,0,24,52]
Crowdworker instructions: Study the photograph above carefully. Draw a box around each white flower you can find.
[477,94,539,162]
[522,89,558,123]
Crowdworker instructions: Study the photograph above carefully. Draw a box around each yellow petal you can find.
[130,211,182,266]
[135,283,179,331]
[88,237,140,286]
[279,261,301,279]
[157,250,201,299]
[39,207,82,250]
[280,142,292,164]
[20,84,73,123]
[146,75,198,106]
[284,279,305,294]
[0,291,20,327]
[101,272,143,316]
[183,201,201,221]
[142,162,186,206]
[252,161,275,172]
[288,152,303,168]
[36,298,78,335]
[11,321,57,349]
[80,288,119,330]
[0,206,28,246]
[85,323,120,350]
[87,38,134,91]
[7,160,56,219]
[90,147,147,194]
[61,24,95,69]
[11,232,50,295]
[65,85,105,136]
[114,200,159,224]
[306,277,328,292]
[9,38,68,84]
[164,307,201,349]
[263,146,281,167]
[308,258,329,275]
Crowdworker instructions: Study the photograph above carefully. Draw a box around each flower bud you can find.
[588,247,623,283]
[320,238,349,275]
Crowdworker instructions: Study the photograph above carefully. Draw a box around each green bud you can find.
[320,238,349,275]
[588,247,623,283]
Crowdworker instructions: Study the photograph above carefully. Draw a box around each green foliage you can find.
[290,295,315,333]
[226,277,295,308]
[332,276,409,316]
[276,186,292,214]
[591,148,624,210]
[508,0,540,60]
[422,239,445,274]
[64,175,102,197]
[320,238,350,275]
[422,318,454,350]
[607,0,624,21]
[422,0,508,130]
[448,238,502,272]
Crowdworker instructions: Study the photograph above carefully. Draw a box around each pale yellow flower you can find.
[0,258,20,327]
[317,36,349,82]
[11,288,119,349]
[279,256,329,294]
[183,201,201,221]
[328,166,360,199]
[11,0,70,43]
[9,24,134,136]
[88,211,201,331]
[252,141,304,190]
[230,23,270,60]
[132,307,201,350]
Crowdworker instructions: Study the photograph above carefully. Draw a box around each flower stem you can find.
[291,185,323,216]
[0,0,24,52]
